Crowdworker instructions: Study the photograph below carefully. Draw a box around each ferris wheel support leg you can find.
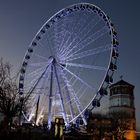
[54,64,68,126]
[23,63,50,109]
[48,65,54,129]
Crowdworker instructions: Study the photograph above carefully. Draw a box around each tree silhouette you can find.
[110,112,130,140]
[0,58,26,129]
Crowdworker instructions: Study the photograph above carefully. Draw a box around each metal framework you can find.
[19,3,119,127]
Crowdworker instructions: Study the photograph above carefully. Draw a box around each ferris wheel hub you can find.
[48,56,56,64]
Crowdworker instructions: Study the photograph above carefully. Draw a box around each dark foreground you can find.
[0,127,92,140]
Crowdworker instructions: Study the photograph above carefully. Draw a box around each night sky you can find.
[0,0,140,130]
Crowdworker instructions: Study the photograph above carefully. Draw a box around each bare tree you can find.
[110,112,130,140]
[0,58,26,129]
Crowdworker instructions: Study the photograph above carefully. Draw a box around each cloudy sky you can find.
[0,0,140,129]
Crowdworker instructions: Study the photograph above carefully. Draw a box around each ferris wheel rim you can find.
[19,3,119,125]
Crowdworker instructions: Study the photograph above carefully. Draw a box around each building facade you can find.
[87,79,136,140]
[109,79,136,140]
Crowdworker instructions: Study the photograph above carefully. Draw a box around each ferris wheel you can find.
[19,3,119,128]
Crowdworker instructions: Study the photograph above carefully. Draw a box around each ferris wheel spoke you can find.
[59,68,75,120]
[57,25,79,55]
[26,74,46,88]
[78,87,88,100]
[53,23,59,51]
[59,13,99,57]
[57,20,72,54]
[43,29,59,56]
[65,44,111,62]
[33,53,48,61]
[60,19,101,58]
[58,32,72,55]
[77,15,100,38]
[55,32,67,55]
[63,26,109,58]
[25,64,51,101]
[71,12,88,32]
[60,70,83,108]
[60,66,80,97]
[52,24,65,54]
[27,65,47,77]
[59,64,94,90]
[28,62,48,67]
[52,30,65,37]
[32,69,51,95]
[58,13,87,55]
[46,33,55,56]
[66,62,107,71]
[59,35,80,58]
[54,17,74,33]
[65,83,86,106]
[27,55,54,78]
[61,70,79,90]
[61,72,87,125]
[60,64,82,93]
[25,71,48,90]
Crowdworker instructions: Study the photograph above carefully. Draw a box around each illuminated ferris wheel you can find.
[19,3,119,128]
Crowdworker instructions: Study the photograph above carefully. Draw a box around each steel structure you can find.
[19,3,119,128]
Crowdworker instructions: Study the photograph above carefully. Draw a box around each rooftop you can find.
[109,79,134,88]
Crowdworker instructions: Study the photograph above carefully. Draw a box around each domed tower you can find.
[109,79,136,140]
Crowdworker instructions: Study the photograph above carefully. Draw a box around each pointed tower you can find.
[109,79,136,140]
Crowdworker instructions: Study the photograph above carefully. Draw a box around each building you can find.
[87,79,136,140]
[109,79,136,140]
[87,113,112,140]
